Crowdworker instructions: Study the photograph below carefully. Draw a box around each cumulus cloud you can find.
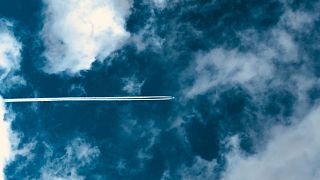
[41,0,133,74]
[222,105,320,180]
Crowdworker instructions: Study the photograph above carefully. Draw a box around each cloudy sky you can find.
[0,0,320,179]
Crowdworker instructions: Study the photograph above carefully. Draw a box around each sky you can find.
[0,0,320,179]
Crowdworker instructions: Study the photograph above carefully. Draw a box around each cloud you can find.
[152,0,167,9]
[130,24,165,52]
[185,3,319,99]
[40,138,100,180]
[0,20,25,180]
[120,118,160,162]
[222,105,320,180]
[0,98,11,180]
[122,76,145,95]
[0,97,36,180]
[41,0,133,74]
[280,9,317,31]
[0,19,23,91]
[177,156,217,180]
[0,20,21,80]
[186,48,274,98]
[177,3,320,180]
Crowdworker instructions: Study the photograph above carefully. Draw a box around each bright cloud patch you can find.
[223,106,320,180]
[0,98,11,180]
[181,4,320,180]
[0,20,22,82]
[0,20,22,180]
[122,76,145,95]
[186,48,274,97]
[152,0,167,9]
[41,0,132,74]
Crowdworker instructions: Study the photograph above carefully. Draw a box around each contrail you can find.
[3,96,175,103]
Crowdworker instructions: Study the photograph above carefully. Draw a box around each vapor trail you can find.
[4,96,175,103]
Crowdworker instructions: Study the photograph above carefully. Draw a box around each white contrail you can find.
[4,96,175,103]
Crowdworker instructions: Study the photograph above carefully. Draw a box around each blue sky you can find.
[1,0,320,179]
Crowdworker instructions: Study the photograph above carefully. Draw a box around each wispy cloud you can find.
[185,8,317,99]
[40,138,100,180]
[0,19,24,92]
[186,48,274,98]
[178,156,217,180]
[152,0,167,9]
[41,0,133,74]
[174,2,320,179]
[122,76,145,95]
[0,19,24,180]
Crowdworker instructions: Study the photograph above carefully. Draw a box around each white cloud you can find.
[119,116,161,172]
[0,20,23,91]
[271,29,298,61]
[185,5,319,99]
[180,5,320,180]
[122,76,145,95]
[40,138,100,180]
[222,105,320,180]
[130,11,165,52]
[178,156,217,180]
[152,0,167,9]
[280,10,317,31]
[0,98,11,180]
[41,0,133,74]
[0,20,25,180]
[130,28,164,52]
[186,48,274,97]
[68,84,87,96]
[0,97,36,180]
